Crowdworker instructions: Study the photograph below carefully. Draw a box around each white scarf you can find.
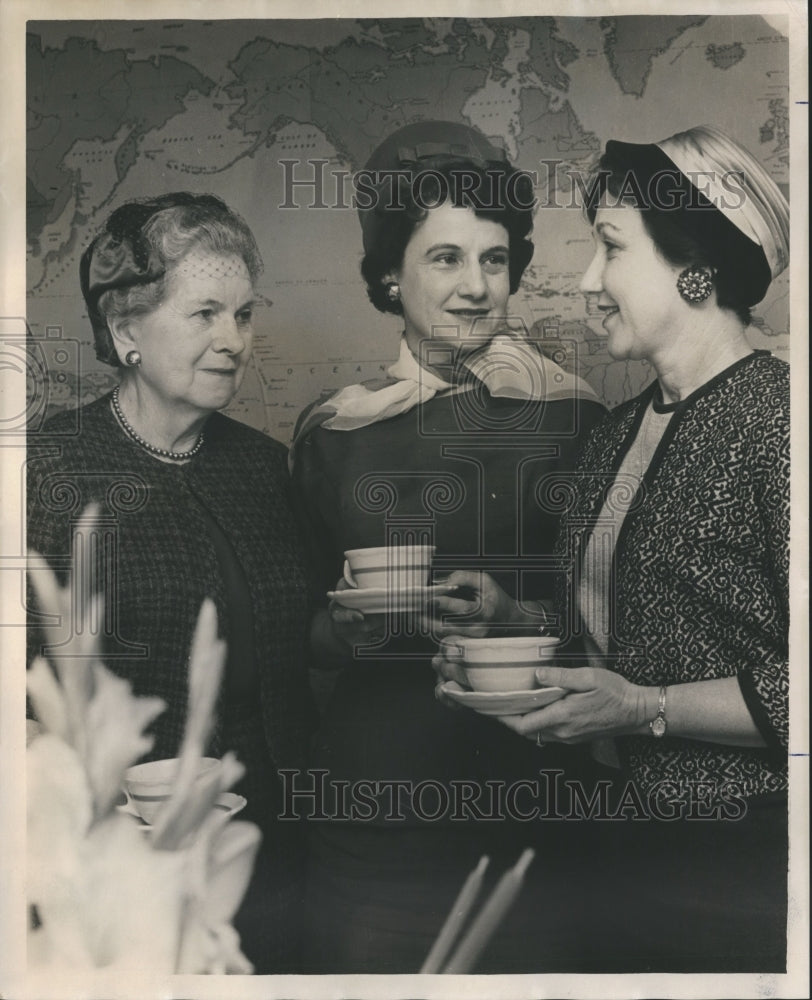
[293,334,599,445]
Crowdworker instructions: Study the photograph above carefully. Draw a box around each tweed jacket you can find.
[555,351,789,803]
[27,394,314,773]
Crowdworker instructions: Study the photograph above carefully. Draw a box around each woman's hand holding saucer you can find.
[496,665,647,745]
[431,638,469,688]
[329,578,386,646]
[424,570,518,638]
[431,635,470,709]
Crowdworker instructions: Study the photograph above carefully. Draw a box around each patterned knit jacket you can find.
[27,394,314,773]
[553,351,789,803]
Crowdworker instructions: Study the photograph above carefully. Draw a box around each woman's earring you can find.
[386,283,400,303]
[676,266,714,304]
[124,350,142,367]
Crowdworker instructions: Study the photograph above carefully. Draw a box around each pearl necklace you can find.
[111,386,204,462]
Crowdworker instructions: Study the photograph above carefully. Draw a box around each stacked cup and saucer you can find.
[327,544,453,618]
[117,757,247,832]
[438,635,566,717]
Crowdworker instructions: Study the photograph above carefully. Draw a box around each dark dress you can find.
[27,393,314,973]
[294,379,605,972]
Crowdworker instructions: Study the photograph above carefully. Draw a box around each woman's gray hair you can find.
[82,193,262,366]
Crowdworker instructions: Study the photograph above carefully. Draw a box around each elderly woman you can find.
[26,193,313,973]
[434,125,790,971]
[291,120,605,972]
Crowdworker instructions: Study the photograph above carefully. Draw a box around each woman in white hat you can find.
[434,125,791,971]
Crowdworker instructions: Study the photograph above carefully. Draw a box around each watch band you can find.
[649,685,667,738]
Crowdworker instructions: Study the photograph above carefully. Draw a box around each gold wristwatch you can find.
[649,685,667,738]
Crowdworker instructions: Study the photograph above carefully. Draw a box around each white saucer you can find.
[327,583,453,614]
[440,680,566,716]
[116,798,152,829]
[116,792,247,828]
[212,792,247,818]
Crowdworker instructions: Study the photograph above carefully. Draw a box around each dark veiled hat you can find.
[80,193,231,365]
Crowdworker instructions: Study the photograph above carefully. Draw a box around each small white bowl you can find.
[124,756,220,824]
[344,544,435,590]
[441,635,560,692]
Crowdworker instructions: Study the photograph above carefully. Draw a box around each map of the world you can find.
[26,15,789,442]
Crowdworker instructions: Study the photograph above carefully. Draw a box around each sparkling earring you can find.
[676,266,714,304]
[386,283,400,303]
[124,350,142,367]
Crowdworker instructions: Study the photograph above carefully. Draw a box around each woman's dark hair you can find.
[360,159,535,316]
[586,147,771,327]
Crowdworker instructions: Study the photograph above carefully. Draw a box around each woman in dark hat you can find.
[27,193,314,972]
[291,120,606,972]
[434,125,791,971]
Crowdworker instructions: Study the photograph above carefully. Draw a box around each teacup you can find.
[124,756,220,824]
[442,635,560,692]
[344,545,435,591]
